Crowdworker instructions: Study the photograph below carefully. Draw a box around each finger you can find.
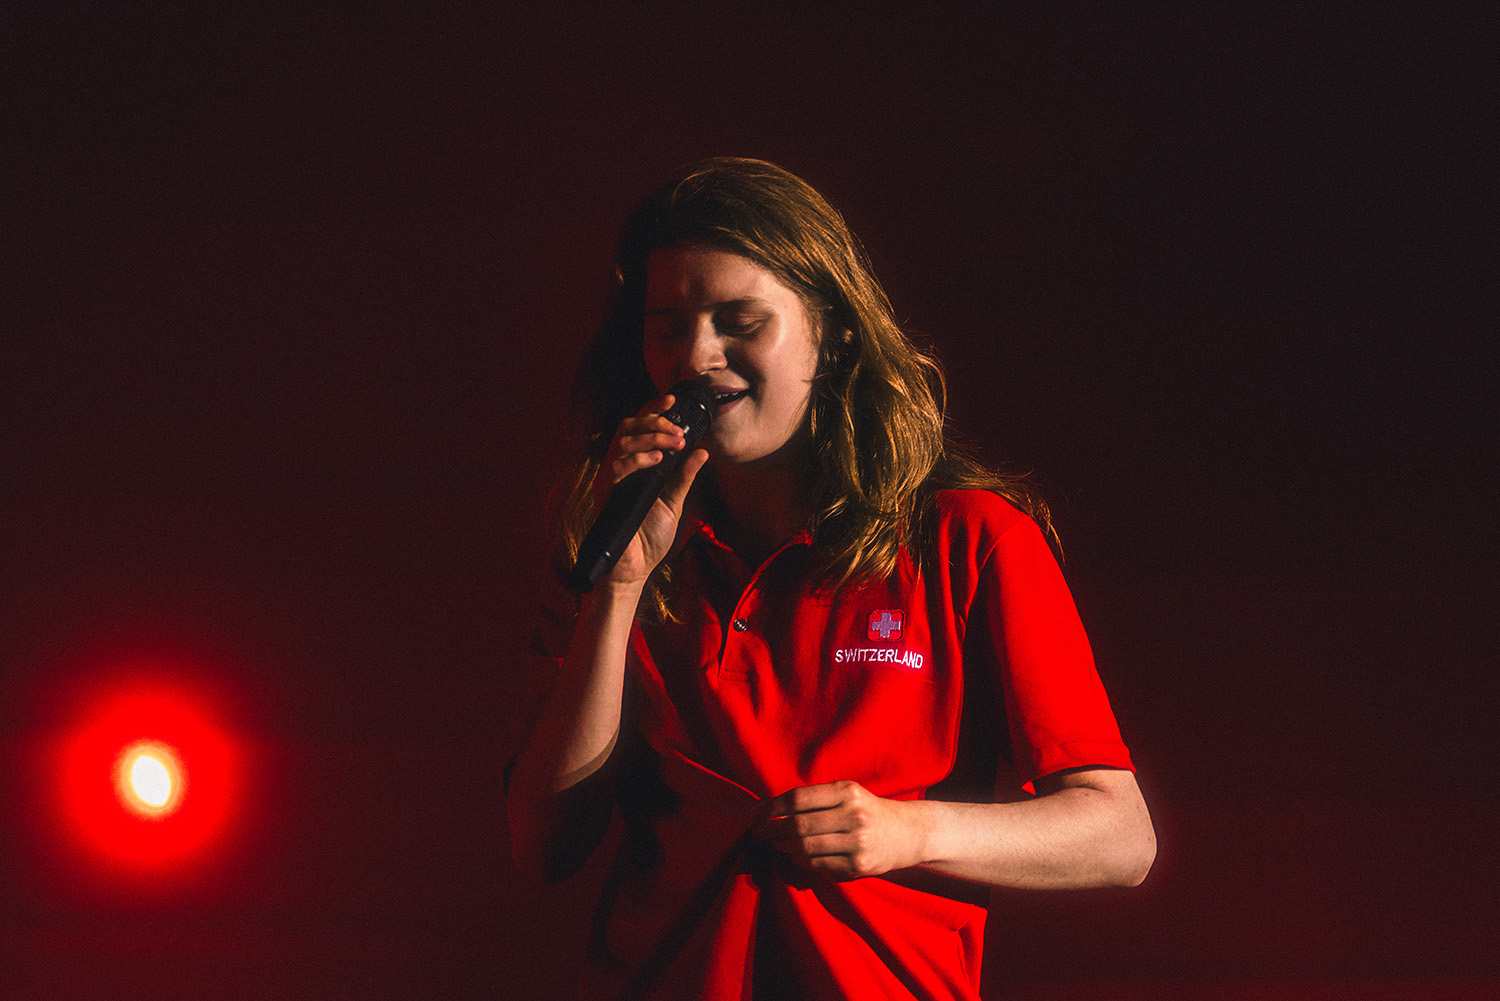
[767,830,851,862]
[803,853,861,880]
[761,781,855,821]
[606,447,672,483]
[608,407,687,456]
[621,405,688,433]
[599,413,687,489]
[637,394,680,429]
[771,833,873,882]
[758,809,851,848]
[794,832,859,861]
[611,429,686,463]
[615,430,687,461]
[615,410,687,442]
[606,397,682,449]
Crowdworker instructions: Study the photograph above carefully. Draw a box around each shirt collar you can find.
[686,516,813,555]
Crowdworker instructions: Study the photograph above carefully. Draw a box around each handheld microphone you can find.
[566,380,716,593]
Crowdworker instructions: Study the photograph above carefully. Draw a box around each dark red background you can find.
[4,7,1495,999]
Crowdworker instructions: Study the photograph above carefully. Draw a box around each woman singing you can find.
[507,157,1154,1000]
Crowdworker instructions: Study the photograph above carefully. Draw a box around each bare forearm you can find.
[758,769,1154,890]
[910,773,1155,890]
[506,581,643,880]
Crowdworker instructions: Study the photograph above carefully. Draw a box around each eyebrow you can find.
[643,297,771,316]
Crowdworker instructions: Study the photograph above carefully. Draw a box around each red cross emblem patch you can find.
[867,609,904,641]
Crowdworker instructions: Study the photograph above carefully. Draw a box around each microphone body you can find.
[566,381,716,593]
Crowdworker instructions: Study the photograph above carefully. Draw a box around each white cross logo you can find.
[869,610,903,640]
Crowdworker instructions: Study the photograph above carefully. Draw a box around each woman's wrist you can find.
[579,577,649,618]
[901,797,942,870]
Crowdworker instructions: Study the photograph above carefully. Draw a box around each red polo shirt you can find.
[521,489,1134,1000]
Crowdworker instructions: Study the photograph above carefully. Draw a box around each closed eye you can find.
[715,312,765,335]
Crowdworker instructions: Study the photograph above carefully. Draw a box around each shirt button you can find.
[731,618,749,632]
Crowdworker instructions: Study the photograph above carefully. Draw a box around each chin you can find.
[702,435,747,463]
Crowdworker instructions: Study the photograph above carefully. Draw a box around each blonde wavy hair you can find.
[556,158,1052,617]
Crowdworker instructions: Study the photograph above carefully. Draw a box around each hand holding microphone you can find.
[567,381,715,593]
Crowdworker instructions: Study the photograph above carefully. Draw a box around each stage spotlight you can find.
[53,681,239,884]
[118,741,183,815]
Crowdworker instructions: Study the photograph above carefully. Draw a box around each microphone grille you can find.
[664,381,715,440]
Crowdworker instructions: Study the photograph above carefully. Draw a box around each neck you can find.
[704,462,814,560]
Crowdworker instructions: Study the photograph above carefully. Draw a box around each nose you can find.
[682,316,726,379]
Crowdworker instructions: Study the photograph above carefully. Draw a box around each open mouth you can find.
[713,389,750,407]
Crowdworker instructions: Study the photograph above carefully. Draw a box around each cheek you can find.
[783,342,821,404]
[641,342,673,394]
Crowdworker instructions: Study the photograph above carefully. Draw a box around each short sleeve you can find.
[973,510,1134,792]
[501,572,581,783]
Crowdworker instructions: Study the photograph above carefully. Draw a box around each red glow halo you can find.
[55,681,239,883]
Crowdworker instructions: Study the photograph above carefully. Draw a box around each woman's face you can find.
[642,245,820,468]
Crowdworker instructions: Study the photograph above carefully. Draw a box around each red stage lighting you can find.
[54,680,240,886]
[117,741,184,815]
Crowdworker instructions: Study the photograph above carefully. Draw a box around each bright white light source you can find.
[130,754,172,806]
[116,742,182,816]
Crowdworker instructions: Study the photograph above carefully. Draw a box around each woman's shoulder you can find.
[931,487,1039,535]
[924,487,1056,565]
[920,488,1063,597]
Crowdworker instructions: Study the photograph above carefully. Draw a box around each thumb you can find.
[659,447,709,516]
